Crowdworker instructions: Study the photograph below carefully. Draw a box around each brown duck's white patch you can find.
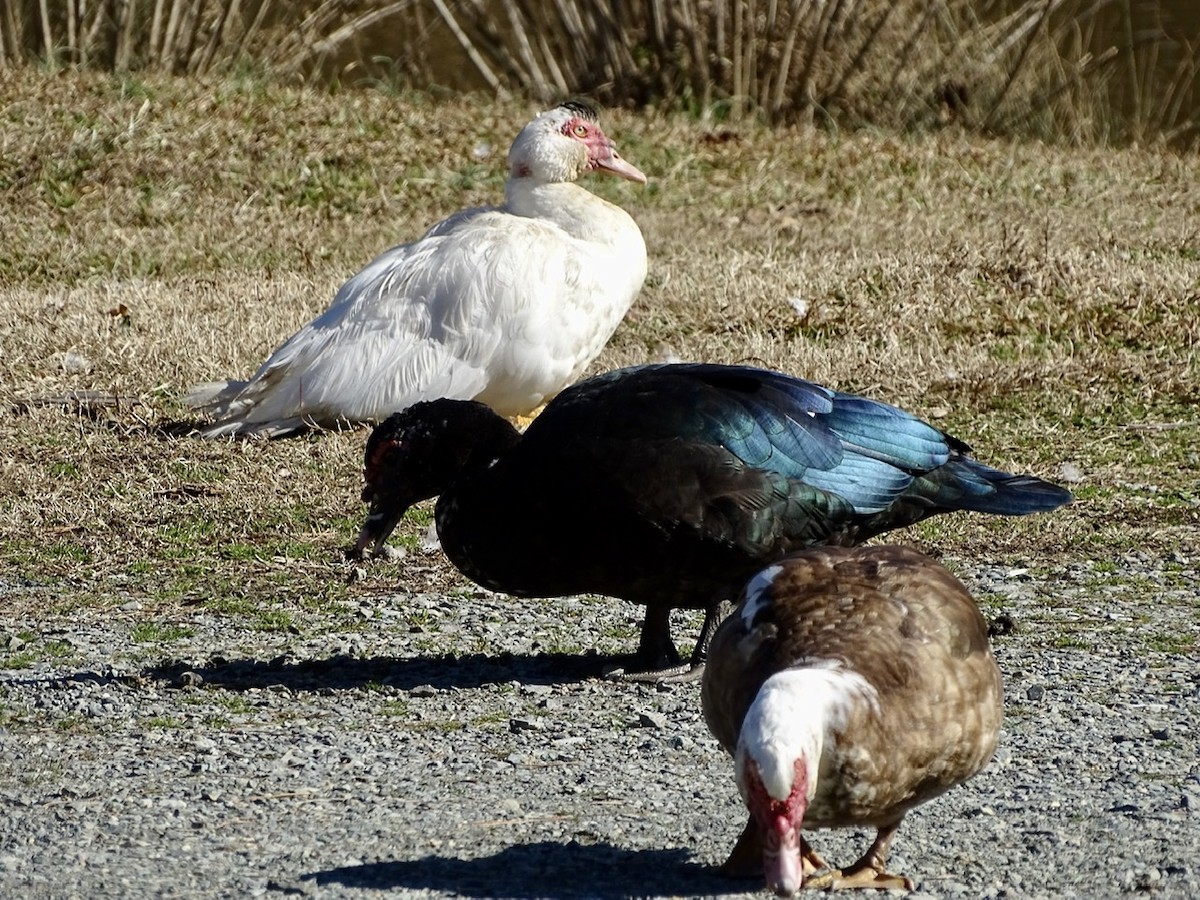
[736,662,880,803]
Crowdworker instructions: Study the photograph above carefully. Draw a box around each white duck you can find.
[188,100,648,438]
[702,545,1003,894]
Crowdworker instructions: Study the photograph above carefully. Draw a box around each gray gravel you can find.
[1,551,1198,899]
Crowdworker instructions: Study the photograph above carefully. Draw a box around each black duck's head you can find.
[353,399,520,559]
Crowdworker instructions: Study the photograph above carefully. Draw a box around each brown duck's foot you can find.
[719,824,835,882]
[808,821,912,891]
[800,838,835,877]
[804,865,914,891]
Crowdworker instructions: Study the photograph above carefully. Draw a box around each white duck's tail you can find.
[185,380,247,412]
[194,415,319,440]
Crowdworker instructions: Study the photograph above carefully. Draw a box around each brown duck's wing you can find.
[732,545,995,690]
[701,594,773,755]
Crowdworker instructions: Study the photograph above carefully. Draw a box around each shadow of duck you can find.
[142,649,611,693]
[300,839,738,898]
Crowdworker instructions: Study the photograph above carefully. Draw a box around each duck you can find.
[700,544,1004,894]
[352,362,1070,679]
[187,100,648,438]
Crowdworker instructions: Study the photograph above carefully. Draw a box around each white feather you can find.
[740,564,784,628]
[190,106,647,437]
[736,663,879,802]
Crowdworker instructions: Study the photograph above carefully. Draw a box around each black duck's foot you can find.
[602,658,705,683]
[345,543,405,563]
[601,601,729,682]
[603,604,683,679]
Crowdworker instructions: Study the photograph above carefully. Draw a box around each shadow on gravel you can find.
[143,650,612,692]
[301,839,741,897]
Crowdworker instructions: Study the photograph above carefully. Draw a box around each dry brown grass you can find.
[1,70,1197,631]
[4,1,1198,144]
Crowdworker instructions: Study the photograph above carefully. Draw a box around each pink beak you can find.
[593,142,647,184]
[764,815,803,896]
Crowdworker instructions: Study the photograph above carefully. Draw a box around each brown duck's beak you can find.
[594,142,647,184]
[763,821,803,897]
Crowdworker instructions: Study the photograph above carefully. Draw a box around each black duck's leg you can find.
[688,599,735,668]
[605,605,691,682]
[610,600,736,684]
[636,603,680,666]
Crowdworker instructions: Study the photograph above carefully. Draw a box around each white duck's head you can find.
[508,100,646,185]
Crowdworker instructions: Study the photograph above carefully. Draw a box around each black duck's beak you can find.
[351,485,410,560]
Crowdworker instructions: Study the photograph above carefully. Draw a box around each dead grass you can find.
[1,70,1197,629]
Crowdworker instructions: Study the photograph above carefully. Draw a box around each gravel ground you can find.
[1,551,1198,900]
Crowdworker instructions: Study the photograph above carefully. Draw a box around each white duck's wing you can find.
[192,204,635,437]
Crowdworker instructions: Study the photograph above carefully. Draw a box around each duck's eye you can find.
[573,123,588,137]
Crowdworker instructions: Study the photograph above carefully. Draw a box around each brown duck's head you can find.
[737,753,809,896]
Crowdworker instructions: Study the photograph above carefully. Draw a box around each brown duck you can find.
[701,545,1003,893]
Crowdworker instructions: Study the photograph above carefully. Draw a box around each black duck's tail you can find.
[937,456,1073,516]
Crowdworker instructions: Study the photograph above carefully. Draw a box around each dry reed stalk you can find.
[84,0,107,63]
[499,0,549,97]
[158,0,182,68]
[678,0,712,107]
[66,0,77,61]
[287,2,417,75]
[769,0,809,116]
[985,0,1059,130]
[1120,0,1141,132]
[882,0,940,103]
[177,0,206,71]
[0,0,19,65]
[37,0,52,63]
[117,0,138,69]
[535,28,569,96]
[148,0,165,62]
[196,0,235,73]
[230,0,272,63]
[803,0,846,114]
[429,0,504,94]
[713,0,727,97]
[732,0,745,107]
[1158,44,1198,136]
[744,0,758,108]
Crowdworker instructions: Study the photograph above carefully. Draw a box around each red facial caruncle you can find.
[743,756,808,896]
[362,436,399,496]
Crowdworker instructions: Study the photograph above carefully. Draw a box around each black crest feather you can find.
[559,97,599,121]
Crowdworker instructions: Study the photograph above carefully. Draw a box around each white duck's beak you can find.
[594,143,647,184]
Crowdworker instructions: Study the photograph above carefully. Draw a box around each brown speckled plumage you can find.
[701,545,1003,892]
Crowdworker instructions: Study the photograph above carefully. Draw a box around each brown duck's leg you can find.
[718,817,761,878]
[720,821,834,880]
[809,819,914,891]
